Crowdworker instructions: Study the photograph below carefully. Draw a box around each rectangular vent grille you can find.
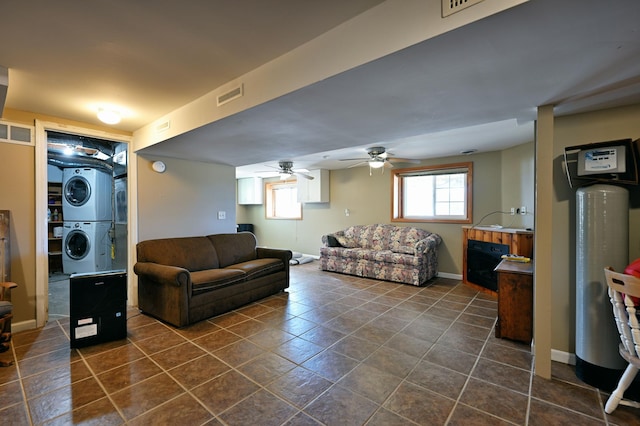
[156,120,170,133]
[0,120,34,146]
[217,84,244,106]
[442,0,484,17]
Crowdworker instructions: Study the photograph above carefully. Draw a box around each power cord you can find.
[470,210,513,229]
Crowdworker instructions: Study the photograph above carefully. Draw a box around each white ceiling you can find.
[2,0,640,177]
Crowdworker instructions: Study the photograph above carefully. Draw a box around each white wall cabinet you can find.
[297,169,329,203]
[237,177,263,205]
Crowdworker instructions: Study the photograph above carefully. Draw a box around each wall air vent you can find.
[442,0,485,17]
[217,83,244,106]
[156,120,170,133]
[0,120,34,146]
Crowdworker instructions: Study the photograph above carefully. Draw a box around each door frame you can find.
[35,120,136,327]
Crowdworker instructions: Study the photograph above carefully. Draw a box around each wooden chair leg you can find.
[0,314,12,366]
[605,364,639,414]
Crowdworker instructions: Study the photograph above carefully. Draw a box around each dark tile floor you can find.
[1,262,638,425]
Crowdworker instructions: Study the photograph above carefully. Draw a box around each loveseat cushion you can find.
[321,247,420,266]
[137,237,219,271]
[207,233,258,268]
[226,258,285,281]
[190,268,246,295]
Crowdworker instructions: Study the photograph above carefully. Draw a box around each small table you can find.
[494,259,533,343]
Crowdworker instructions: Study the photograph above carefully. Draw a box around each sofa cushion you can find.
[190,268,246,295]
[390,242,416,255]
[226,258,284,281]
[320,247,420,266]
[137,237,219,271]
[207,233,257,268]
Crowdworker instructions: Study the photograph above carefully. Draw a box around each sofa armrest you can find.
[414,233,443,255]
[134,262,190,287]
[256,247,293,264]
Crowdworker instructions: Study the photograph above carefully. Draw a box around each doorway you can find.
[46,130,128,320]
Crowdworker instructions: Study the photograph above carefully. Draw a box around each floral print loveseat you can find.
[320,224,442,286]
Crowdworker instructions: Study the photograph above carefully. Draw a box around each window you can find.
[265,180,302,219]
[392,162,472,223]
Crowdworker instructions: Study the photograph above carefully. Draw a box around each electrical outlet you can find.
[520,206,526,215]
[510,207,515,215]
[217,211,226,220]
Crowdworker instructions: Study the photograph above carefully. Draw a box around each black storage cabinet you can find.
[70,270,127,348]
[237,223,254,233]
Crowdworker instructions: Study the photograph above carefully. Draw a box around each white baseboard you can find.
[13,319,37,333]
[437,272,463,280]
[552,349,576,365]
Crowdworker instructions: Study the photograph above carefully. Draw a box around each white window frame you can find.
[265,180,302,220]
[392,162,473,223]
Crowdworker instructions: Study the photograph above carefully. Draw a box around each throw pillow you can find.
[336,235,359,248]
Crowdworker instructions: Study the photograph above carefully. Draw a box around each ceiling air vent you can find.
[217,83,243,106]
[442,0,484,17]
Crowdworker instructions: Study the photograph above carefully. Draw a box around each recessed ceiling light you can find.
[97,108,121,125]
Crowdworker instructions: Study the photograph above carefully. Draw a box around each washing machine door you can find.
[65,229,90,260]
[64,175,91,207]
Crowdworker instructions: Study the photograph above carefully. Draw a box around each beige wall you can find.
[501,142,535,229]
[237,148,527,276]
[136,155,237,241]
[550,104,640,353]
[0,142,36,323]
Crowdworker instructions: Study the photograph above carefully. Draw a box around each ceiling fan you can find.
[258,161,314,180]
[341,146,420,173]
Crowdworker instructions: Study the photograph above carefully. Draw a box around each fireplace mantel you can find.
[462,226,534,296]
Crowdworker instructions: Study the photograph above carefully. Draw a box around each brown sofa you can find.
[134,232,292,327]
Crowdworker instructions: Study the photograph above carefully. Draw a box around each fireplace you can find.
[466,240,509,291]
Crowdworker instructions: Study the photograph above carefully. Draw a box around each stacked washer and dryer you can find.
[62,168,113,274]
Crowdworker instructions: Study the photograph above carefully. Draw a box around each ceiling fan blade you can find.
[340,157,369,162]
[347,161,368,168]
[292,168,310,173]
[388,157,421,164]
[295,172,314,180]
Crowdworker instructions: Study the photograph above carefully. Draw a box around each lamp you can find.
[368,159,385,169]
[97,108,121,125]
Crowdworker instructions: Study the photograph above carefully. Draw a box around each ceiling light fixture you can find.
[97,108,121,125]
[369,159,385,169]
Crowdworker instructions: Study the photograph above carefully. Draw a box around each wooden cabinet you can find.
[297,169,329,203]
[494,259,533,343]
[48,183,64,274]
[237,177,263,205]
[462,226,533,296]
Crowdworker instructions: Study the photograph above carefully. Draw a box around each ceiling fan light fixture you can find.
[97,108,121,125]
[369,159,385,169]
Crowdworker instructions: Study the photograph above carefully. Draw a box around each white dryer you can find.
[62,221,112,274]
[62,168,113,221]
